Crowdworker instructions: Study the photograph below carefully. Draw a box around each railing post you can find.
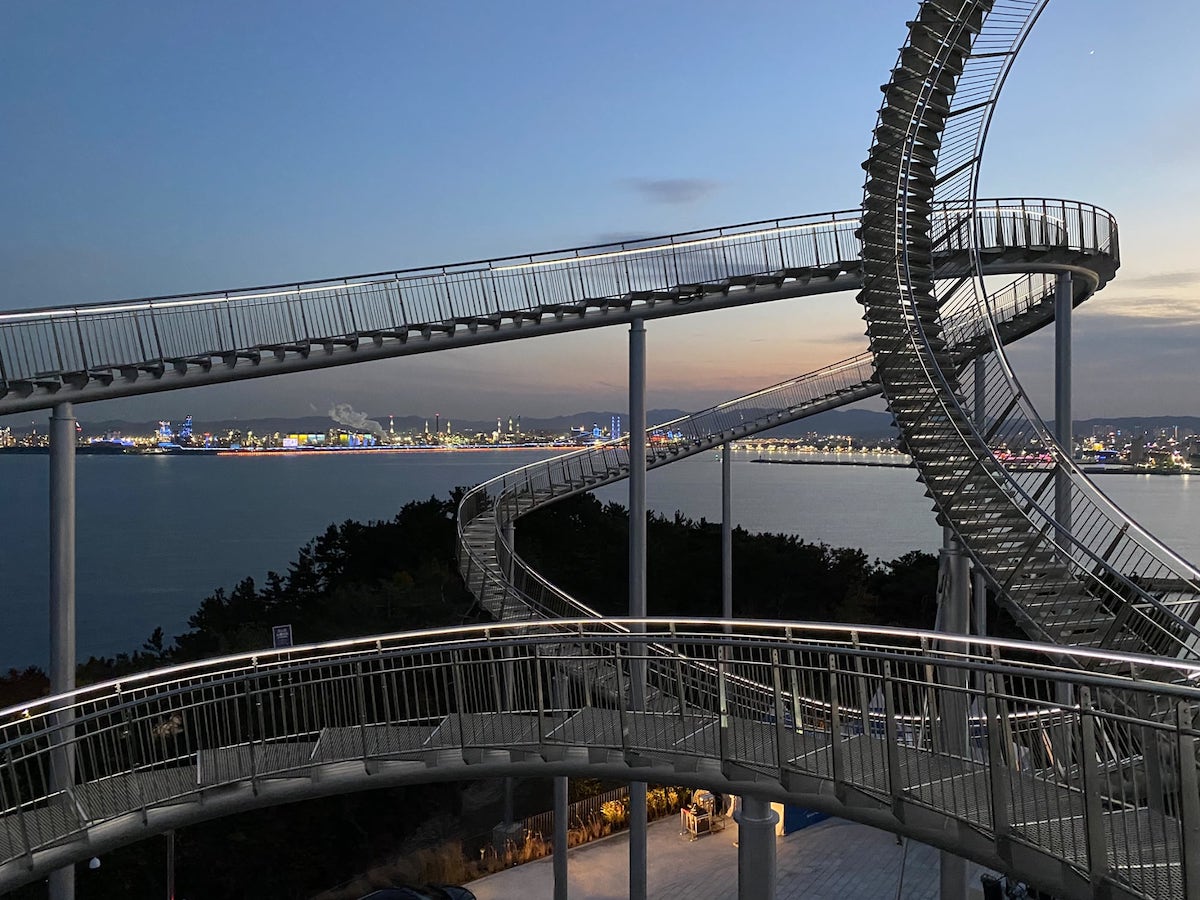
[1078,686,1109,886]
[1175,701,1200,899]
[355,661,371,769]
[827,657,845,793]
[717,645,731,768]
[670,622,688,719]
[983,672,1010,846]
[534,644,547,755]
[882,661,902,807]
[243,664,259,794]
[785,628,802,734]
[771,649,788,783]
[1131,665,1166,813]
[850,632,871,735]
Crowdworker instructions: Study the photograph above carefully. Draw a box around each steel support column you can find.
[628,318,647,900]
[553,776,568,900]
[938,525,969,900]
[972,355,988,660]
[722,440,732,628]
[49,402,76,900]
[502,521,516,830]
[736,796,778,900]
[1055,271,1073,546]
[166,830,176,900]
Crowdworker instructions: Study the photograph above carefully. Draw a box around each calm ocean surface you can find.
[0,449,1195,669]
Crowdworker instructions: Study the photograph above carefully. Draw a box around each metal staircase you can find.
[455,220,1116,630]
[857,0,1200,669]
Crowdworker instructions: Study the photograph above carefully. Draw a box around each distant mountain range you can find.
[6,410,1198,441]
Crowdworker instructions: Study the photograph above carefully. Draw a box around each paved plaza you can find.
[469,815,996,899]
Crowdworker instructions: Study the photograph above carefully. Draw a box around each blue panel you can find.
[781,805,829,835]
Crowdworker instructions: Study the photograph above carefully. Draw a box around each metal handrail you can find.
[1,620,1198,898]
[0,197,1109,395]
[857,1,1200,662]
[454,214,1117,630]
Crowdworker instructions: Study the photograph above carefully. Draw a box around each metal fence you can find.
[0,621,1197,899]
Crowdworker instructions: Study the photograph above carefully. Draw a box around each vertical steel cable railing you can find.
[857,0,1200,664]
[0,212,861,397]
[0,622,1198,899]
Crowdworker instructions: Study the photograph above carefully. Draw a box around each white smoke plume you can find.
[328,403,386,437]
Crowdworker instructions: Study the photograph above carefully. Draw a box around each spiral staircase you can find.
[3,3,1200,899]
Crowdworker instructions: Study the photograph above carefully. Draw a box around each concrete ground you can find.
[468,814,997,899]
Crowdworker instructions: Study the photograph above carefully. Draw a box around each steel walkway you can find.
[0,199,1107,416]
[0,622,1197,899]
[856,0,1200,670]
[3,2,1199,898]
[455,226,1112,629]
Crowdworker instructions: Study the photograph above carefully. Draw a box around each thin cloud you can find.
[624,178,721,205]
[1087,294,1200,324]
[1111,270,1200,290]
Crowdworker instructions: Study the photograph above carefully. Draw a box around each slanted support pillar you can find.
[736,796,778,900]
[1054,271,1073,548]
[628,318,648,900]
[49,402,77,900]
[722,440,732,627]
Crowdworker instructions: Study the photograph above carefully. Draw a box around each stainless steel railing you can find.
[455,211,1117,631]
[1,621,1198,898]
[0,210,859,389]
[860,0,1200,661]
[0,197,1101,395]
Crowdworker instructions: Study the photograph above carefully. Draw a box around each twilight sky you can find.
[2,0,1198,427]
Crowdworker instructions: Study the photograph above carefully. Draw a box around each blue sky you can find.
[2,1,1198,425]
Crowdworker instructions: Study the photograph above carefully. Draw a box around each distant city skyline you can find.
[3,1,1198,424]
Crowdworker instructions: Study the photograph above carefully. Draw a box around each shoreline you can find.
[749,457,1187,476]
[0,443,574,457]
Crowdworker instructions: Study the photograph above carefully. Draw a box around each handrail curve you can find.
[856,0,1200,668]
[0,197,1111,415]
[0,620,1196,899]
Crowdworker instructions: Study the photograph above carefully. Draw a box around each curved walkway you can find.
[0,621,1196,899]
[0,198,1109,415]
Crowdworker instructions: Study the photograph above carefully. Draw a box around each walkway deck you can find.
[468,815,997,900]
